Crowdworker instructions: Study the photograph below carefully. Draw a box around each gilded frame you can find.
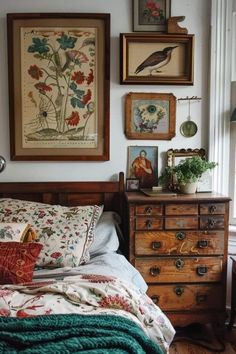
[7,13,110,161]
[125,92,176,140]
[120,33,194,85]
[167,148,206,167]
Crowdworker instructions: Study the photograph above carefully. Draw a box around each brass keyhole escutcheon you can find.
[175,258,185,269]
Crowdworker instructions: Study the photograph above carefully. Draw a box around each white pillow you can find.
[0,198,103,268]
[90,212,121,256]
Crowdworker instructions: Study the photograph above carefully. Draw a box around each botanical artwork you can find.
[139,0,166,25]
[22,27,97,149]
[131,99,169,134]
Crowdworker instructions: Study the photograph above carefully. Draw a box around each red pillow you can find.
[0,242,43,284]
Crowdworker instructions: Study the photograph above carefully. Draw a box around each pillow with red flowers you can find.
[0,198,103,268]
[0,242,43,284]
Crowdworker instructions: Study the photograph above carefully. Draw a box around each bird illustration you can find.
[135,46,178,76]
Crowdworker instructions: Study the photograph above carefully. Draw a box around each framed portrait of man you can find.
[127,146,158,188]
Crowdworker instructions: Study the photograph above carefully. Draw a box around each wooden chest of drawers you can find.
[125,192,230,327]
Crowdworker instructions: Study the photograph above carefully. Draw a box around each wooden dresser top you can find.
[125,191,231,203]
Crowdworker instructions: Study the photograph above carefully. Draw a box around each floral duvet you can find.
[0,274,175,353]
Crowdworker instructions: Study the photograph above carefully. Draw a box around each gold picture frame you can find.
[125,92,176,140]
[120,33,194,85]
[167,148,206,167]
[166,148,206,190]
[7,13,110,161]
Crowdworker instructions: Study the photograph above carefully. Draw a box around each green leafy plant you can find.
[159,156,217,188]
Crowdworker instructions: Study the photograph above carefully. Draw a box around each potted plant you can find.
[159,156,217,194]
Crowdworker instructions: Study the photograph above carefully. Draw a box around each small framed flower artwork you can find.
[125,92,176,140]
[133,0,171,32]
[7,13,110,161]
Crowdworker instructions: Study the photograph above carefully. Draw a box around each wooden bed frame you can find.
[0,171,126,253]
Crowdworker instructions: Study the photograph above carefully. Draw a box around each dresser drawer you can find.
[135,256,223,283]
[135,205,163,216]
[200,216,225,230]
[165,216,198,229]
[200,203,225,215]
[135,217,163,230]
[135,230,224,256]
[147,284,222,311]
[165,204,198,215]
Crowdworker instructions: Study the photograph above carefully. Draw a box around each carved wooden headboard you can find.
[0,172,124,209]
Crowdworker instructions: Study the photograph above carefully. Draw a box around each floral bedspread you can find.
[0,274,175,353]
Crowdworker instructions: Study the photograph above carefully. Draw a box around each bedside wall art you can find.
[7,13,110,161]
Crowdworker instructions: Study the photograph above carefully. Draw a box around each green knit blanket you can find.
[0,314,164,354]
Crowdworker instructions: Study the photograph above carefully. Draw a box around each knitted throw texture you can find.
[0,313,164,354]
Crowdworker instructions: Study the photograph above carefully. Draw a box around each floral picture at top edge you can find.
[133,0,171,32]
[139,0,166,25]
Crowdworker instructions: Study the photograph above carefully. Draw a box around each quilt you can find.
[0,274,175,353]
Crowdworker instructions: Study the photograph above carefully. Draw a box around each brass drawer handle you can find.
[196,293,207,304]
[176,231,186,241]
[175,287,184,296]
[175,258,185,269]
[197,266,208,276]
[151,241,162,250]
[146,219,153,229]
[151,295,159,304]
[150,267,160,276]
[209,205,217,214]
[197,240,209,249]
[145,206,153,214]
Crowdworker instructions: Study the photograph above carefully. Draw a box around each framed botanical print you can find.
[133,0,171,32]
[125,92,176,140]
[7,13,110,161]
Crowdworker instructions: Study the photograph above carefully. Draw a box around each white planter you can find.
[179,181,198,194]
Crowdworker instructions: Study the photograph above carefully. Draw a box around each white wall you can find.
[0,0,211,182]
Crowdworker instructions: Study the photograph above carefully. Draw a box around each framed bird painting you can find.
[120,33,194,85]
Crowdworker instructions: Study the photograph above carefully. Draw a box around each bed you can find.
[0,172,175,353]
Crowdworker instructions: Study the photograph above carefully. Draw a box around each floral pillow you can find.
[0,199,103,268]
[0,242,43,284]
